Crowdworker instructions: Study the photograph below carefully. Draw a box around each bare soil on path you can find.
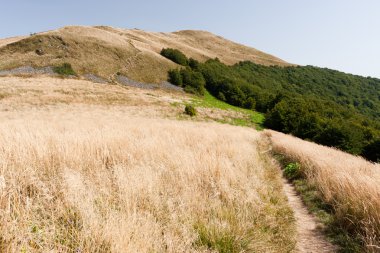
[282,179,338,253]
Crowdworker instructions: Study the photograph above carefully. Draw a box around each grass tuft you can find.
[184,104,197,116]
[53,63,76,76]
[284,162,301,180]
[194,222,249,253]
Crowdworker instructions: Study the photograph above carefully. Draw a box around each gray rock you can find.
[116,75,183,92]
[0,66,55,76]
[83,74,108,84]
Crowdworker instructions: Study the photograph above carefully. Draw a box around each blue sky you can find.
[1,0,379,78]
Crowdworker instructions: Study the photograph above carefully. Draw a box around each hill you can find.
[160,51,380,162]
[0,75,379,251]
[0,26,289,83]
[1,26,380,252]
[0,76,296,252]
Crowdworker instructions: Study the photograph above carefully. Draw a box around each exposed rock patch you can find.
[0,66,54,76]
[116,75,183,92]
[83,74,108,84]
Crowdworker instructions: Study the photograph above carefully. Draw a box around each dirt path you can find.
[282,179,338,253]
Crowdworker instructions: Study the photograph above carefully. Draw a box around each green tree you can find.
[180,68,206,95]
[168,69,183,86]
[164,48,380,161]
[160,48,189,66]
[363,139,380,162]
[189,58,200,70]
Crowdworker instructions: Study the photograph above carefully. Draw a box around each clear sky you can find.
[1,0,379,78]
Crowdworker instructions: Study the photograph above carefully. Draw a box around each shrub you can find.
[167,68,206,95]
[184,105,197,117]
[189,58,200,70]
[180,68,206,96]
[160,48,188,66]
[217,92,226,101]
[168,69,183,86]
[362,139,380,162]
[53,63,76,76]
[244,97,256,110]
[284,162,301,180]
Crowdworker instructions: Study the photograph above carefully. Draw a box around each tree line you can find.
[160,48,380,162]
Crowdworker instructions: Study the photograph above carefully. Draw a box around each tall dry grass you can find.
[0,109,295,252]
[266,130,380,251]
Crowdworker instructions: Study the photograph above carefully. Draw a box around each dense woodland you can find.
[161,49,380,162]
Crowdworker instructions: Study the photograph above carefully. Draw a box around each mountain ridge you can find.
[0,25,290,83]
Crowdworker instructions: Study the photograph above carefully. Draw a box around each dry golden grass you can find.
[0,111,295,252]
[0,76,182,109]
[96,26,289,66]
[266,130,380,251]
[0,26,290,83]
[0,76,263,127]
[0,77,296,252]
[0,36,27,48]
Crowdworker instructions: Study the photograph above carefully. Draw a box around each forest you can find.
[161,49,380,162]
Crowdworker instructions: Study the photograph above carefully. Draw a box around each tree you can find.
[189,58,200,70]
[180,68,206,95]
[164,48,380,158]
[244,97,256,110]
[160,48,188,66]
[168,69,183,86]
[363,139,380,162]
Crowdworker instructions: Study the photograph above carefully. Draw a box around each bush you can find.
[284,162,301,180]
[167,67,206,95]
[363,139,380,162]
[53,63,76,76]
[244,97,256,110]
[181,69,206,96]
[160,48,188,66]
[217,92,226,101]
[189,58,200,70]
[184,105,197,117]
[168,69,183,86]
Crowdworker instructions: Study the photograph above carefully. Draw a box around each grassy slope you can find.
[0,26,290,83]
[190,91,265,129]
[268,130,380,252]
[0,76,295,252]
[2,73,379,252]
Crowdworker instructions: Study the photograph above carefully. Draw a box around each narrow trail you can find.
[282,179,338,253]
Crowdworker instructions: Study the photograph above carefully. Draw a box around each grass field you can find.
[0,76,295,252]
[2,75,380,252]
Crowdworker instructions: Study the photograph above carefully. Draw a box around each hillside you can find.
[0,26,289,83]
[267,130,380,251]
[160,51,380,162]
[1,75,379,251]
[1,26,380,252]
[0,76,297,252]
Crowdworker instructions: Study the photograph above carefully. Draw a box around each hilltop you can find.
[0,26,289,83]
